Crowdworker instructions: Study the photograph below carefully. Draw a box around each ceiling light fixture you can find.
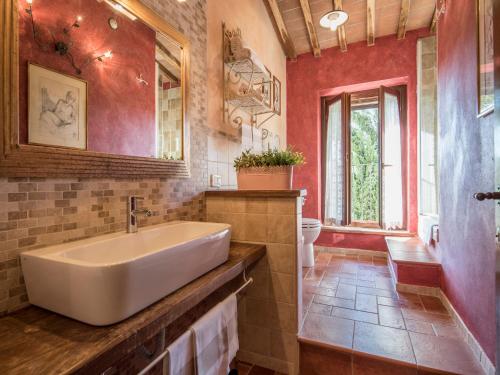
[319,10,348,32]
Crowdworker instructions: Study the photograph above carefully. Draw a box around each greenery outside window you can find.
[322,86,408,230]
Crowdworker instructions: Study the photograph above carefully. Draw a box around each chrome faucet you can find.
[127,196,152,233]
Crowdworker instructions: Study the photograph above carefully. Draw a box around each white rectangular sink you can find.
[21,221,231,326]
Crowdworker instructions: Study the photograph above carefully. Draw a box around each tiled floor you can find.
[299,251,484,374]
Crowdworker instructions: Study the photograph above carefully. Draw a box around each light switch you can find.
[210,174,222,188]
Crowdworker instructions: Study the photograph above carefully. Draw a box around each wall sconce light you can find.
[103,0,137,21]
[25,0,113,75]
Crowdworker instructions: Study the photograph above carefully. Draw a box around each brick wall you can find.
[0,0,210,316]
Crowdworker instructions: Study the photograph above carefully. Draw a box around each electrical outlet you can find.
[210,174,222,188]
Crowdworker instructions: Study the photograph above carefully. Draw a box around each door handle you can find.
[473,192,500,201]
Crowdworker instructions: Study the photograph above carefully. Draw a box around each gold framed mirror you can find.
[0,0,190,177]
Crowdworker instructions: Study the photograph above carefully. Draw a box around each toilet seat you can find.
[302,218,321,229]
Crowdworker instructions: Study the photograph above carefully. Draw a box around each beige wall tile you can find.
[270,330,298,363]
[245,214,268,242]
[246,198,268,214]
[268,199,297,215]
[267,215,296,244]
[239,323,271,356]
[269,272,295,304]
[267,243,295,274]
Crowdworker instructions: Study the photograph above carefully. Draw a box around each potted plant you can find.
[234,148,305,190]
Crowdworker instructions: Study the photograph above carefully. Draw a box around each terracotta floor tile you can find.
[357,270,376,281]
[313,295,355,309]
[309,302,333,316]
[332,307,379,324]
[336,284,357,300]
[374,276,395,291]
[341,263,359,274]
[356,279,377,288]
[420,295,449,315]
[303,278,321,288]
[352,354,417,375]
[401,308,454,324]
[378,305,406,329]
[248,365,275,375]
[432,322,462,339]
[300,342,352,375]
[377,296,400,307]
[396,293,425,310]
[300,312,355,349]
[316,253,333,264]
[303,292,313,310]
[305,269,325,281]
[237,361,253,375]
[313,286,337,297]
[409,332,483,374]
[353,322,416,364]
[339,278,358,286]
[319,278,340,289]
[355,293,378,313]
[404,319,435,335]
[357,286,397,298]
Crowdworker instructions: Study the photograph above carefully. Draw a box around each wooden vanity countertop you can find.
[0,242,266,375]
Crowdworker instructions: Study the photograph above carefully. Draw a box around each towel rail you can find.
[234,268,253,295]
[136,268,252,375]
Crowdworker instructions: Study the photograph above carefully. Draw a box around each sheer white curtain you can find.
[382,92,403,229]
[324,100,343,225]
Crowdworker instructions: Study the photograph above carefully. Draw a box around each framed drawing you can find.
[477,0,494,117]
[273,75,281,116]
[28,63,87,149]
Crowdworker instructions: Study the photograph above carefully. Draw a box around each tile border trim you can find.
[314,245,387,259]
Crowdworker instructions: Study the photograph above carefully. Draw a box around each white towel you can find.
[191,294,239,375]
[167,330,195,375]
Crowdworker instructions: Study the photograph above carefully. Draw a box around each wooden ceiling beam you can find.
[264,0,297,59]
[333,0,347,52]
[299,0,321,57]
[367,0,375,46]
[430,5,438,33]
[397,0,411,39]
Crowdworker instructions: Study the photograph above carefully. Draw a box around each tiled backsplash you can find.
[0,177,205,315]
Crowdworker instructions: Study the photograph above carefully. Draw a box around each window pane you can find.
[324,99,344,225]
[382,92,404,230]
[350,107,380,225]
[418,36,438,215]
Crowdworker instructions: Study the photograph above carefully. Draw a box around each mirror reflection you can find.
[18,0,184,159]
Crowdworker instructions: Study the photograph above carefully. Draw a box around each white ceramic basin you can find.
[21,221,231,326]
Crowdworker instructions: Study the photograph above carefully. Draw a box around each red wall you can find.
[287,29,429,250]
[18,0,156,157]
[437,0,496,361]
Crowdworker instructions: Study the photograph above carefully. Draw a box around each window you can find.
[322,86,407,230]
[417,36,438,216]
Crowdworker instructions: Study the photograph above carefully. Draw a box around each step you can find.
[385,236,442,287]
[299,251,483,375]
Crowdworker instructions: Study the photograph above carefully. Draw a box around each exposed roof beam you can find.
[397,0,411,39]
[264,0,297,59]
[156,40,181,68]
[299,0,321,57]
[430,6,438,33]
[367,0,375,46]
[156,59,179,82]
[333,0,347,52]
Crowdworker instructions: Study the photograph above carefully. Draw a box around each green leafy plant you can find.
[234,148,305,171]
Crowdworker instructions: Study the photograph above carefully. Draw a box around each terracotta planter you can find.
[237,166,293,190]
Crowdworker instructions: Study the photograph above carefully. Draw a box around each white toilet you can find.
[302,218,321,267]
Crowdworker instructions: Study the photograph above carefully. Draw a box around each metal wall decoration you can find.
[477,0,494,117]
[223,24,276,130]
[273,75,281,116]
